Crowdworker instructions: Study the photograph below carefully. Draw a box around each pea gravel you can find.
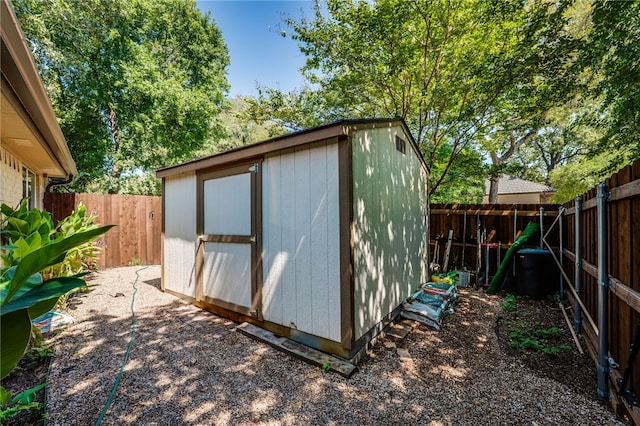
[44,266,624,425]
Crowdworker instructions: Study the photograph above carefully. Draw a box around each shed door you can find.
[198,163,261,319]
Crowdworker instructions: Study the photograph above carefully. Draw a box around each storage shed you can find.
[157,118,429,360]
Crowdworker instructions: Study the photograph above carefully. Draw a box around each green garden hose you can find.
[94,265,148,426]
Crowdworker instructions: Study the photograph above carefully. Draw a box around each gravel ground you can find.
[44,266,624,425]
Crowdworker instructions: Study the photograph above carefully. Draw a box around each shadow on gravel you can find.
[45,282,620,425]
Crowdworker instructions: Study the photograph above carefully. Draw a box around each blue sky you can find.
[196,1,314,97]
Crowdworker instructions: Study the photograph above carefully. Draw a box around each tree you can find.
[13,0,229,194]
[510,98,602,183]
[585,0,640,165]
[250,0,578,200]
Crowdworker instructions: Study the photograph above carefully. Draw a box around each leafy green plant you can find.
[507,323,568,355]
[0,200,113,378]
[25,345,53,365]
[501,294,517,313]
[534,326,560,340]
[43,202,101,279]
[0,382,47,424]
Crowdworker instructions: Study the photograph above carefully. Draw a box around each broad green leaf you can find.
[27,296,59,321]
[0,203,13,217]
[1,277,86,316]
[11,382,48,405]
[0,269,42,305]
[4,225,113,305]
[0,309,31,379]
[0,387,12,406]
[7,218,28,235]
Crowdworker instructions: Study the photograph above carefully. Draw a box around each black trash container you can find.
[515,248,559,299]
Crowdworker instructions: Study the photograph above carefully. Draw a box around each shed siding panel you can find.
[262,142,341,342]
[309,145,329,338]
[262,154,284,324]
[281,153,298,324]
[325,143,341,340]
[294,148,313,332]
[163,172,197,297]
[352,127,429,340]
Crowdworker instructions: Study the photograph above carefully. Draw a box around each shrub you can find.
[0,200,113,378]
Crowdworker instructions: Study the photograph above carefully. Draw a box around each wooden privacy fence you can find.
[44,193,161,269]
[429,203,560,282]
[562,160,640,423]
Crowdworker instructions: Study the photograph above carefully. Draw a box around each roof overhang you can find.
[0,0,76,178]
[157,118,425,178]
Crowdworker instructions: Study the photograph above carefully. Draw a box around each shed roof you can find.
[157,118,424,178]
[484,175,554,195]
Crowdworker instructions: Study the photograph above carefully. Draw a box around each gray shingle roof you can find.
[484,175,555,195]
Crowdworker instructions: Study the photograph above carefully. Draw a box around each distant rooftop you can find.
[485,175,555,195]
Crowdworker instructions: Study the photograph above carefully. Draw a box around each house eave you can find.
[0,0,77,178]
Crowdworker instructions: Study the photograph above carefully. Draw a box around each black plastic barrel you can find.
[515,248,559,299]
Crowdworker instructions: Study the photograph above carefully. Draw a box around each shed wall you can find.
[351,127,429,340]
[163,172,197,298]
[262,141,341,342]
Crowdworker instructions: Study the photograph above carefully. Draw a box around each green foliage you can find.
[585,0,640,163]
[429,147,486,204]
[506,323,567,355]
[548,151,628,203]
[501,294,517,313]
[13,0,230,194]
[0,383,47,424]
[1,201,102,279]
[196,97,278,159]
[42,203,101,279]
[247,0,585,199]
[0,201,113,378]
[534,326,560,340]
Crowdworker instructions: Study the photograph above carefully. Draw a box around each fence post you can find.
[539,207,544,248]
[559,207,564,300]
[597,183,610,401]
[574,197,582,334]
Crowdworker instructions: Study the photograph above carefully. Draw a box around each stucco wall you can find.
[351,127,429,341]
[163,172,197,298]
[262,141,342,342]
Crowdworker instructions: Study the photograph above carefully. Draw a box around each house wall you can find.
[162,172,197,298]
[482,193,551,204]
[261,140,342,342]
[351,127,429,341]
[0,146,22,207]
[0,145,43,209]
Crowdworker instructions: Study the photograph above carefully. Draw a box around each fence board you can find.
[561,159,640,422]
[429,203,561,282]
[44,193,161,269]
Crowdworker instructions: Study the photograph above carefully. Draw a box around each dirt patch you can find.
[495,294,597,397]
